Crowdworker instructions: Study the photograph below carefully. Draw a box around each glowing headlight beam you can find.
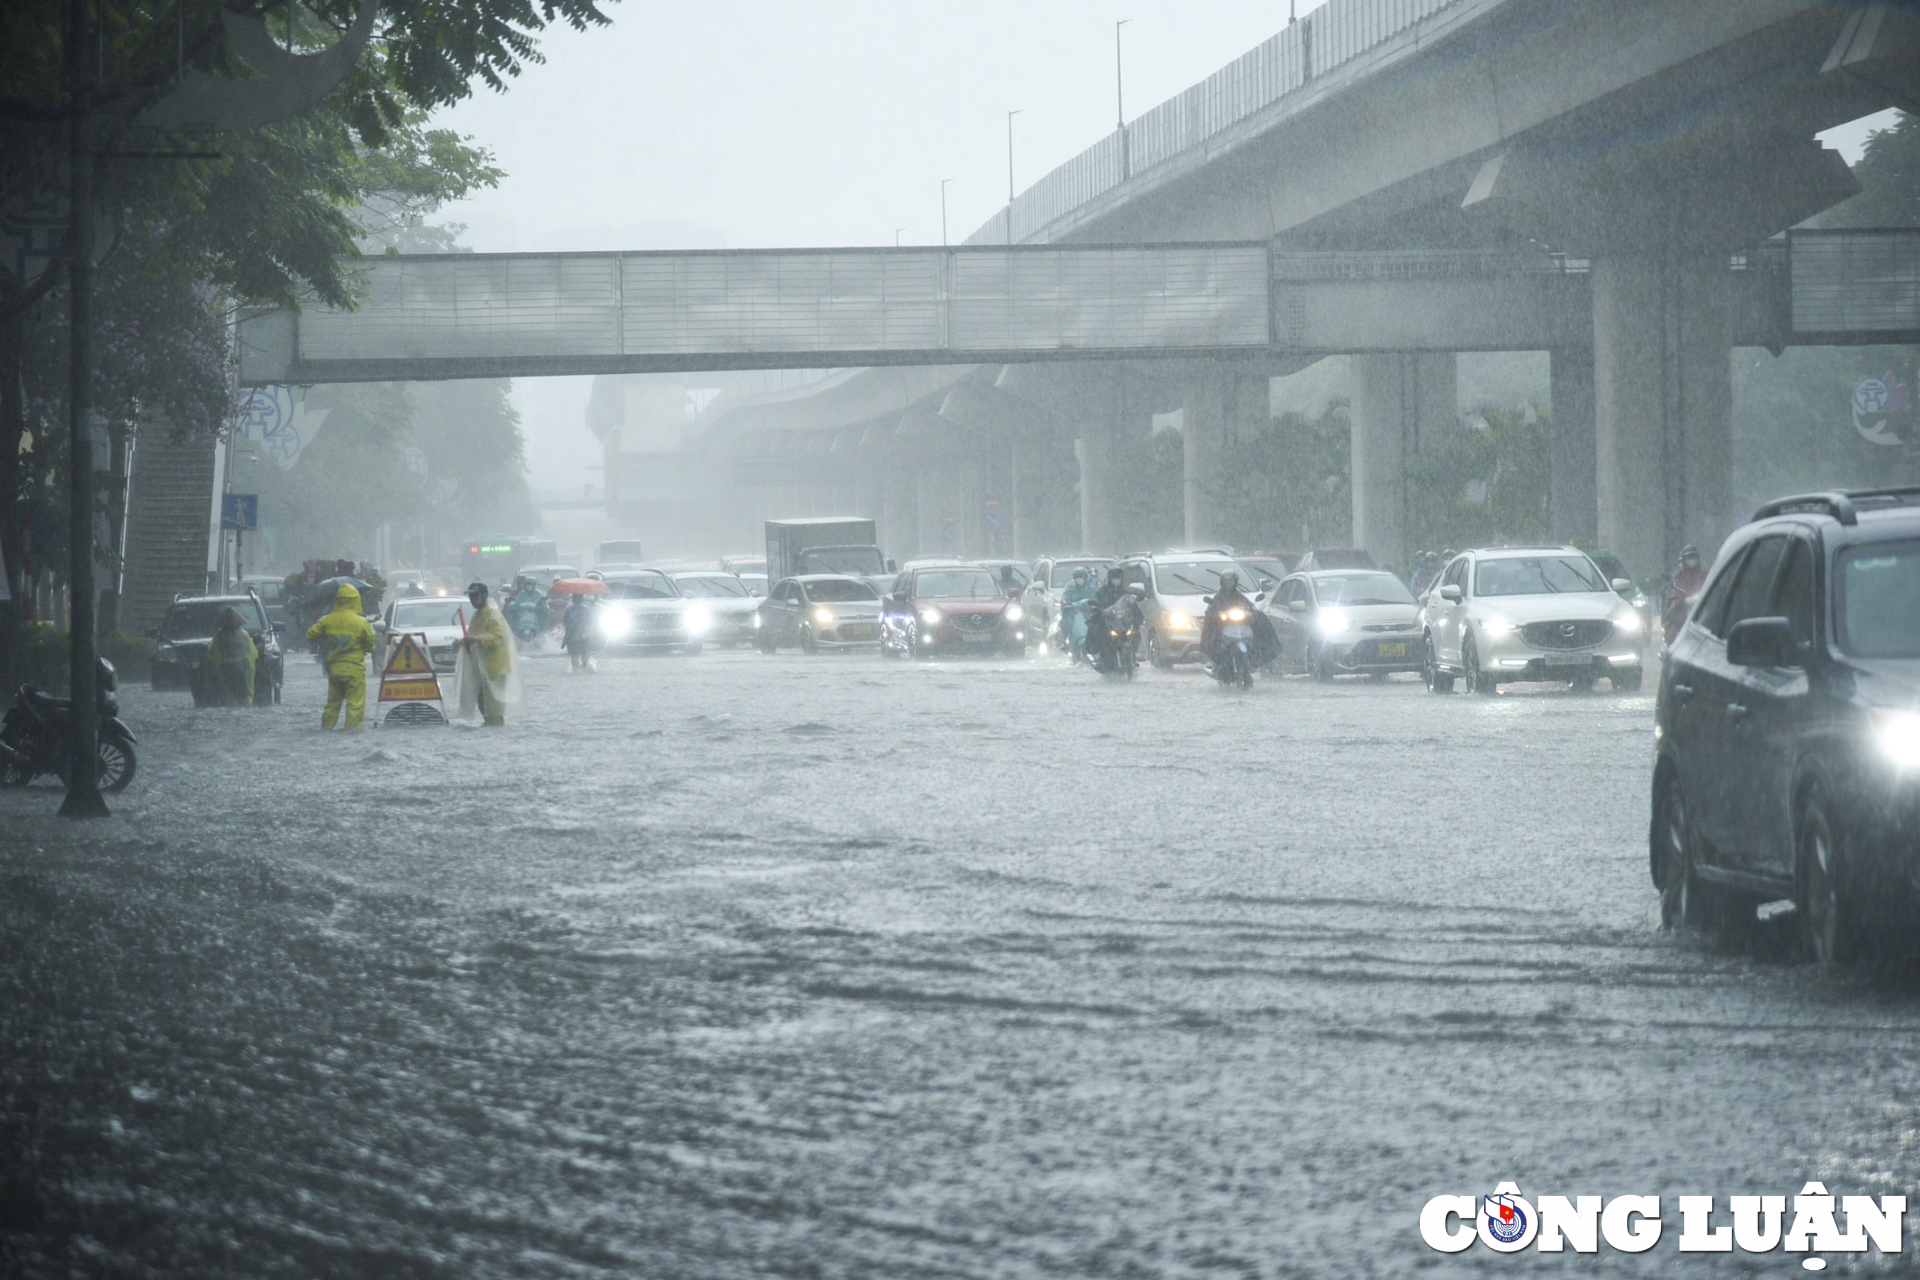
[1614,612,1643,634]
[1478,616,1517,637]
[683,605,712,635]
[919,607,944,626]
[1005,603,1024,623]
[1316,607,1350,635]
[1872,709,1920,768]
[813,606,836,626]
[598,609,632,639]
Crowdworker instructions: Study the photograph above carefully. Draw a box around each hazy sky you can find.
[430,4,1900,492]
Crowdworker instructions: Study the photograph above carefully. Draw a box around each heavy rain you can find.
[4,3,1920,1276]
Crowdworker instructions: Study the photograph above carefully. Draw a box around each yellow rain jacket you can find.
[466,599,511,680]
[307,583,377,674]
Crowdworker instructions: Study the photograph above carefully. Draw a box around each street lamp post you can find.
[1116,19,1131,179]
[941,178,951,247]
[1006,109,1021,246]
[60,0,106,818]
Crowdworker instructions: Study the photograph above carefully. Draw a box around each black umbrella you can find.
[306,575,375,610]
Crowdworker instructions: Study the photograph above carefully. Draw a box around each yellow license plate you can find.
[1377,641,1407,659]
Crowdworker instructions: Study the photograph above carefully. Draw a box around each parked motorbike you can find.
[1209,604,1256,690]
[0,658,139,791]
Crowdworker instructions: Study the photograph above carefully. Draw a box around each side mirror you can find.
[1126,583,1146,597]
[1439,584,1464,603]
[1610,577,1632,593]
[1287,599,1308,613]
[1726,616,1800,668]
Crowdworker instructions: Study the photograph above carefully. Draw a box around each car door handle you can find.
[1726,703,1749,721]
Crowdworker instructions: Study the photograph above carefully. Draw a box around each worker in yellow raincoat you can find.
[306,582,377,729]
[459,581,518,726]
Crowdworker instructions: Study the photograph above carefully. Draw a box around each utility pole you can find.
[1116,19,1131,179]
[60,0,106,817]
[941,178,951,247]
[895,227,905,247]
[1006,109,1022,246]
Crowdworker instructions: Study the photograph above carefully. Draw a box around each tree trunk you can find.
[0,296,26,691]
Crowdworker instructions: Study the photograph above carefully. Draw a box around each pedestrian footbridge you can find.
[239,229,1920,386]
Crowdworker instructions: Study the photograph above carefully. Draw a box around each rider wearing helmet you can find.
[1663,544,1708,646]
[1201,568,1279,670]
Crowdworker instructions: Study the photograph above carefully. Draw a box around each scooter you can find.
[1209,604,1256,690]
[1089,592,1143,679]
[1,658,139,791]
[1055,598,1092,663]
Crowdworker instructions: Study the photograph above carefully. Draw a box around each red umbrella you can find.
[548,578,611,597]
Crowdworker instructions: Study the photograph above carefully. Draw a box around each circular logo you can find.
[1558,622,1577,639]
[1485,1193,1528,1245]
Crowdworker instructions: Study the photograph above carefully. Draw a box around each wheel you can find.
[1612,669,1643,694]
[759,626,778,654]
[96,737,135,793]
[800,625,819,655]
[1462,634,1495,696]
[1423,635,1455,693]
[1656,780,1710,930]
[0,750,31,787]
[1148,629,1174,669]
[1796,783,1858,964]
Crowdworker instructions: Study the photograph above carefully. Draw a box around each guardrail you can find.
[971,0,1504,247]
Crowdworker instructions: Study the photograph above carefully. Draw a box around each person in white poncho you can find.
[456,582,523,726]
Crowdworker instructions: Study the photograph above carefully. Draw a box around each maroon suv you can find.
[880,565,1027,658]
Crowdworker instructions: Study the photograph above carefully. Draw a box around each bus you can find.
[460,536,557,586]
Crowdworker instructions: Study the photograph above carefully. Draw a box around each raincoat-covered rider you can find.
[1085,567,1133,663]
[1059,567,1097,653]
[306,582,376,728]
[1662,544,1708,646]
[1201,570,1281,669]
[207,606,259,706]
[458,582,521,726]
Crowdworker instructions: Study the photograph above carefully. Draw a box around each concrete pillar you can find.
[1183,370,1227,547]
[1592,247,1732,577]
[1349,353,1457,571]
[1548,348,1598,545]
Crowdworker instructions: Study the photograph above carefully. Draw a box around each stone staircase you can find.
[121,426,215,635]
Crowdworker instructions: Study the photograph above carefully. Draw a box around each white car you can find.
[1270,569,1424,679]
[669,571,761,646]
[1419,546,1646,694]
[597,569,705,655]
[376,595,475,673]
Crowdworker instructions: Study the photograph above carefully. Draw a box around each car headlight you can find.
[1316,607,1350,635]
[1165,611,1195,630]
[1631,593,1648,610]
[1005,603,1024,623]
[919,607,944,626]
[1871,709,1920,768]
[1478,615,1517,637]
[813,606,835,626]
[598,610,631,639]
[683,605,712,635]
[1614,612,1643,634]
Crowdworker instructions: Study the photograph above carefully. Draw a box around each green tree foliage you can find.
[1404,404,1552,553]
[1212,403,1353,552]
[1819,111,1918,229]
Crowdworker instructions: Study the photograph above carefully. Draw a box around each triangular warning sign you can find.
[383,633,434,675]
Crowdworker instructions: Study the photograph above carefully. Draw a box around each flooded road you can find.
[5,648,1920,1276]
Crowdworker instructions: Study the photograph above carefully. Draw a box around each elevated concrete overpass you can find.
[252,0,1920,571]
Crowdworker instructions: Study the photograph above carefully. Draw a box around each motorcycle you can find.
[1055,597,1093,663]
[1209,603,1257,689]
[1088,592,1143,678]
[1,658,139,791]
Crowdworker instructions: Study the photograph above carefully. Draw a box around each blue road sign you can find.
[221,493,258,531]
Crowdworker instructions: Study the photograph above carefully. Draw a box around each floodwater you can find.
[5,646,1920,1277]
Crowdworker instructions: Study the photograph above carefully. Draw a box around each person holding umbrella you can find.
[306,582,376,729]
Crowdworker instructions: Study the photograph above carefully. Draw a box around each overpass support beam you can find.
[1549,348,1597,544]
[1593,250,1732,577]
[1350,353,1456,572]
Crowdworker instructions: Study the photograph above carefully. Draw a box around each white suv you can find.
[1420,546,1646,694]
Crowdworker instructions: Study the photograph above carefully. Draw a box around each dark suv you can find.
[149,592,285,703]
[1652,488,1920,961]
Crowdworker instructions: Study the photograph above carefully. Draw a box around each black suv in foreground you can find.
[1653,487,1920,961]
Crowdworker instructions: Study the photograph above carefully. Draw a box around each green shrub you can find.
[100,633,155,683]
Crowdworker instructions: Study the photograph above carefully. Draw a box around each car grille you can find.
[634,614,680,632]
[948,613,999,632]
[1522,619,1612,649]
[1362,622,1417,633]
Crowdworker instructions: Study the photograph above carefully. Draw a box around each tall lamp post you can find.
[1006,109,1022,246]
[941,178,952,247]
[1115,19,1131,179]
[60,0,106,816]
